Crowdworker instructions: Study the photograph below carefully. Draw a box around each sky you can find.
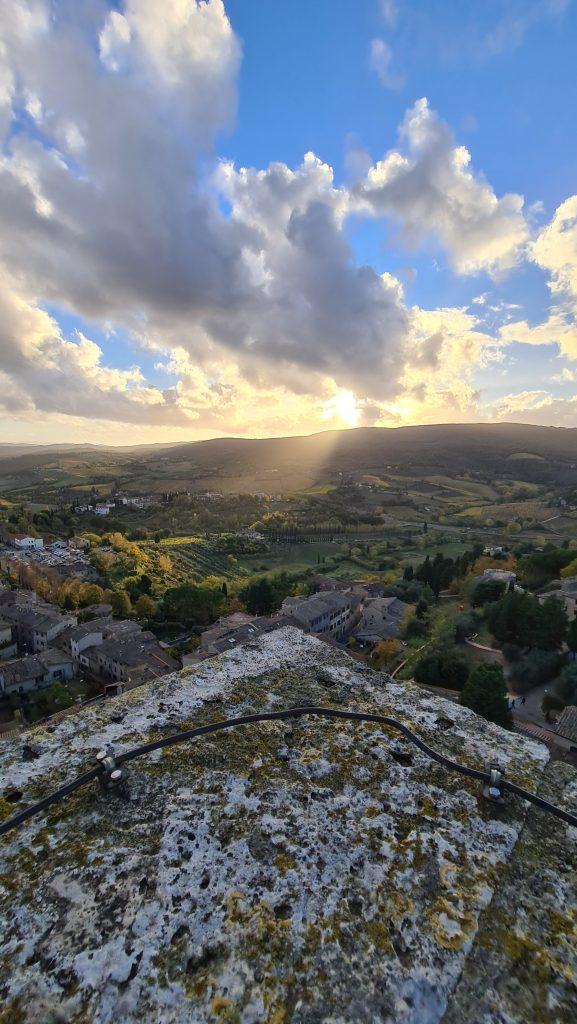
[0,0,576,445]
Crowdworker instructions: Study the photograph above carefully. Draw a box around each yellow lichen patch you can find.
[266,1007,286,1024]
[429,896,477,951]
[364,916,395,955]
[0,797,16,824]
[497,926,577,985]
[363,803,381,818]
[210,995,235,1020]
[274,851,296,876]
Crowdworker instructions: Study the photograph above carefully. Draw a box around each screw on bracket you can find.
[95,746,129,796]
[482,762,505,804]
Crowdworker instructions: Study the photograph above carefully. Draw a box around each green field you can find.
[144,538,242,584]
[236,541,343,578]
[400,541,473,567]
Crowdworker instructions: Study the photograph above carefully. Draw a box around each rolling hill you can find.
[1,423,577,498]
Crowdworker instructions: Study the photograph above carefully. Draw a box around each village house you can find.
[281,591,353,639]
[198,613,297,658]
[539,577,577,618]
[0,648,76,697]
[352,596,409,645]
[0,620,17,662]
[12,535,43,550]
[0,602,76,654]
[55,617,112,660]
[555,705,577,751]
[80,631,179,691]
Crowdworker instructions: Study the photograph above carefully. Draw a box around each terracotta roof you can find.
[555,705,577,743]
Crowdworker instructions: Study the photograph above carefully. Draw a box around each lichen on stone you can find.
[0,627,575,1023]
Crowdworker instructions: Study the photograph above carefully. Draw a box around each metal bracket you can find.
[482,762,505,804]
[95,746,129,796]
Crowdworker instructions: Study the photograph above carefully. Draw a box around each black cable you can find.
[1,707,576,837]
[0,766,101,837]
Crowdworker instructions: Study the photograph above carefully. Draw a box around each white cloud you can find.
[0,1,572,438]
[499,309,577,361]
[483,388,577,429]
[353,98,529,275]
[489,390,553,417]
[379,1,399,28]
[0,272,190,425]
[369,38,404,89]
[482,0,570,57]
[99,11,132,73]
[532,194,577,300]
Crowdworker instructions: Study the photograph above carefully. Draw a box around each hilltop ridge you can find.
[2,422,577,497]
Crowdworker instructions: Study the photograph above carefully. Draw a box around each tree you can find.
[414,652,469,690]
[134,594,157,619]
[24,682,74,723]
[454,611,479,643]
[370,639,401,670]
[162,583,225,630]
[510,649,564,694]
[460,664,512,729]
[241,578,275,615]
[542,693,565,722]
[519,546,575,588]
[471,579,506,607]
[567,617,577,661]
[556,663,577,706]
[560,556,577,579]
[535,596,568,651]
[404,616,428,639]
[110,589,133,618]
[139,574,153,594]
[485,592,538,647]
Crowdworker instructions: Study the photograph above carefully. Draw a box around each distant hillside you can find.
[1,423,577,496]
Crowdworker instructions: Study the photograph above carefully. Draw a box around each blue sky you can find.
[1,0,576,443]
[225,0,577,306]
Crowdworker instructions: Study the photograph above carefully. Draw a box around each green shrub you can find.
[510,649,566,693]
[414,652,469,691]
[460,664,512,729]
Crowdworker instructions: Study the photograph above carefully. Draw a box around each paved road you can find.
[510,681,551,727]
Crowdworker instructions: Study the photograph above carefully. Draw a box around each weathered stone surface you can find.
[0,628,575,1023]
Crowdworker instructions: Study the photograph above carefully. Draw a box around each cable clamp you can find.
[482,762,505,804]
[95,746,128,794]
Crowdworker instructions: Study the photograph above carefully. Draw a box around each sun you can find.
[321,389,360,427]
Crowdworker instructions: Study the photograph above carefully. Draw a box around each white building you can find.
[12,535,43,550]
[94,504,112,516]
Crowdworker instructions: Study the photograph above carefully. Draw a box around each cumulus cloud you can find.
[0,0,415,418]
[213,154,409,396]
[353,98,529,274]
[0,1,568,438]
[499,309,577,361]
[482,387,577,430]
[0,273,191,425]
[532,195,577,299]
[495,195,577,365]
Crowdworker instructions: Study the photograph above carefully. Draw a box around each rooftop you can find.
[556,705,577,743]
[0,628,575,1023]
